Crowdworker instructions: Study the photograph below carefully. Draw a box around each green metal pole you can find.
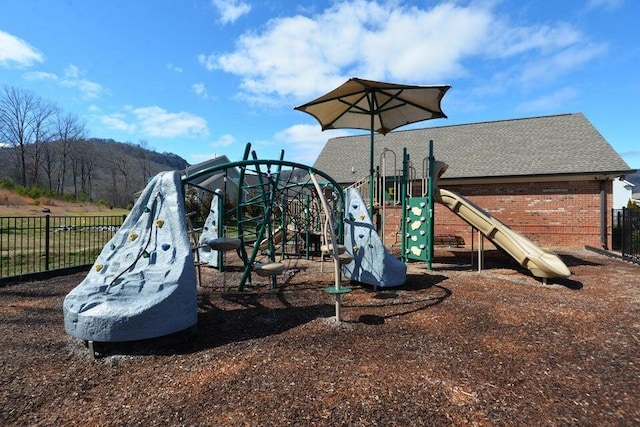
[217,189,224,271]
[400,148,408,263]
[305,194,310,260]
[427,140,434,270]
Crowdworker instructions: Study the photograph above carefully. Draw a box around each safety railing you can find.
[612,208,640,264]
[0,215,125,280]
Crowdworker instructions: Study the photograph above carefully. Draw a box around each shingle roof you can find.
[313,113,633,183]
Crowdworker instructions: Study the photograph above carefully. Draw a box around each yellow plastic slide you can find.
[437,188,571,279]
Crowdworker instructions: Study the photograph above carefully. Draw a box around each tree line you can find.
[0,85,188,208]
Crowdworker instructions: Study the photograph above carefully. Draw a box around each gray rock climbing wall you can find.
[63,171,197,342]
[343,188,406,287]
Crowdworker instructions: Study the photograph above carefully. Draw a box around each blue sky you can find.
[1,0,639,169]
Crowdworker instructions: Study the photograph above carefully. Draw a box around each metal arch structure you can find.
[181,149,345,291]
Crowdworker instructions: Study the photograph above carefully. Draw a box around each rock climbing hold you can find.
[353,245,359,253]
[128,232,138,241]
[144,206,151,213]
[358,233,364,239]
[155,219,165,228]
[142,251,150,258]
[352,204,359,209]
[161,243,170,251]
[95,264,103,272]
[359,214,365,220]
[110,243,116,250]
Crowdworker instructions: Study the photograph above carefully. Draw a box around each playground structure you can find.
[63,144,357,346]
[358,140,571,282]
[63,140,571,348]
[182,144,347,292]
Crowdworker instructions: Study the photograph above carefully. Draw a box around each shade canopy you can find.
[295,77,450,215]
[294,77,450,135]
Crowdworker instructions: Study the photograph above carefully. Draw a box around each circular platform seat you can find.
[337,253,354,265]
[253,262,285,277]
[320,243,346,255]
[206,238,241,252]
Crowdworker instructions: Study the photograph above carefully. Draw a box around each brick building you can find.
[313,113,635,249]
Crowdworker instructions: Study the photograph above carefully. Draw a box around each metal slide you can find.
[437,188,571,279]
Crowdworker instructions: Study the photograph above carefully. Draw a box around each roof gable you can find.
[313,113,632,183]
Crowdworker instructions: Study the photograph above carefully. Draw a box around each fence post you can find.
[45,214,50,271]
[621,207,626,257]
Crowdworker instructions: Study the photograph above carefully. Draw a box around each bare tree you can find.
[54,111,86,195]
[69,138,98,200]
[79,140,97,199]
[27,100,57,187]
[110,146,132,206]
[136,139,153,187]
[40,140,57,191]
[0,86,44,186]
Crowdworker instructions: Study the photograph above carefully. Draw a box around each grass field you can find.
[1,190,129,278]
[0,188,130,217]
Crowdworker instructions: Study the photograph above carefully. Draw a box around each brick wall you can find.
[379,179,612,249]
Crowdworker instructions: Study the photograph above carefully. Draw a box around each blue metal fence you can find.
[0,215,125,281]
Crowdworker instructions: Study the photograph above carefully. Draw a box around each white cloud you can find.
[97,106,209,139]
[0,30,44,68]
[192,82,209,99]
[59,64,108,99]
[514,43,607,87]
[274,124,350,165]
[210,134,236,148]
[586,0,624,10]
[487,22,583,58]
[22,71,58,81]
[99,113,137,133]
[27,65,108,99]
[166,63,183,73]
[212,0,251,25]
[130,106,209,138]
[516,87,578,112]
[199,1,603,106]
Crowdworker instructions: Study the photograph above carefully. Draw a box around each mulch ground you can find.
[1,248,639,426]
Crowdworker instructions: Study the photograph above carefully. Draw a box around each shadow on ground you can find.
[344,273,451,325]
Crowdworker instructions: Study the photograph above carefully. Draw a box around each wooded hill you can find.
[0,138,188,208]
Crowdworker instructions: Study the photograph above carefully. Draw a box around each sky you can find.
[1,0,639,170]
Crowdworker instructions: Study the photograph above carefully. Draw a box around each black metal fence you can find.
[612,208,640,264]
[0,215,125,280]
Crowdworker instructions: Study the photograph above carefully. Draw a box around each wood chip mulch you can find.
[1,248,639,426]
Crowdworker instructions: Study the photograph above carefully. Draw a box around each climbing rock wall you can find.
[63,171,197,342]
[198,191,222,267]
[343,188,406,288]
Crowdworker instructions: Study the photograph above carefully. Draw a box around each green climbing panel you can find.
[404,197,428,261]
